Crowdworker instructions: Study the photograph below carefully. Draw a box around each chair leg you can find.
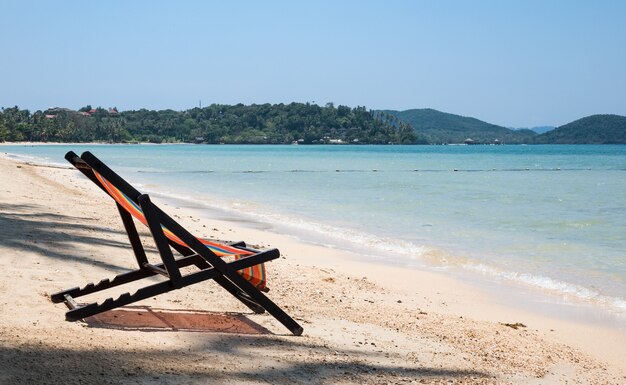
[222,273,304,335]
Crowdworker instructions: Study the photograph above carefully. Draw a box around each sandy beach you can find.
[0,155,624,385]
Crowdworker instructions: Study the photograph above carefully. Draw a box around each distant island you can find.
[377,108,537,144]
[379,109,626,144]
[1,104,625,144]
[0,104,415,145]
[533,114,626,144]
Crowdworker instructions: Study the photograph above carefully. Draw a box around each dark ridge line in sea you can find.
[135,168,624,174]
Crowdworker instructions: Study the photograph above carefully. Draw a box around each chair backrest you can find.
[68,151,266,289]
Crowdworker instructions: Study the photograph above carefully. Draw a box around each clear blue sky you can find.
[1,0,625,127]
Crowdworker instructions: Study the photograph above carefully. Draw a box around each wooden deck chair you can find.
[51,151,303,336]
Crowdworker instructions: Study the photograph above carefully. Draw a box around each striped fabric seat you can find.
[93,170,267,290]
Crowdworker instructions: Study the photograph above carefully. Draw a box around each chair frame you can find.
[51,151,303,336]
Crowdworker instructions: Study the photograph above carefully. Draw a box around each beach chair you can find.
[51,151,303,336]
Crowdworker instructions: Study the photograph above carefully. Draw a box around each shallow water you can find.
[2,144,625,315]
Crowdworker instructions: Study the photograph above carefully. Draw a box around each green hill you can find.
[534,114,626,144]
[378,108,537,144]
[0,103,418,144]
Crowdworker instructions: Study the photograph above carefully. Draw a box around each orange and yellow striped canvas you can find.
[93,171,266,290]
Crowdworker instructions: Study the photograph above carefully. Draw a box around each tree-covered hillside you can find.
[0,103,417,144]
[378,108,537,144]
[3,104,623,145]
[534,114,626,144]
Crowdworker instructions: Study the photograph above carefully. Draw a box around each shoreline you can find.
[2,148,625,322]
[150,185,626,329]
[2,150,625,325]
[6,148,622,328]
[6,144,626,316]
[153,189,626,350]
[1,155,625,383]
[3,141,626,147]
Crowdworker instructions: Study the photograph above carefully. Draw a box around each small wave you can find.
[223,207,466,269]
[0,152,71,169]
[134,185,439,262]
[465,263,626,312]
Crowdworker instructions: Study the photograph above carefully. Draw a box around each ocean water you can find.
[2,144,625,317]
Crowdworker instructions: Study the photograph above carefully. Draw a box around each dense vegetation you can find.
[378,108,537,144]
[0,103,417,144]
[1,104,624,145]
[534,114,626,144]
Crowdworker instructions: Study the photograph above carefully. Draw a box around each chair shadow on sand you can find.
[83,306,271,335]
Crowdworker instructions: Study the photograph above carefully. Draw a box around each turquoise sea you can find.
[2,144,625,320]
